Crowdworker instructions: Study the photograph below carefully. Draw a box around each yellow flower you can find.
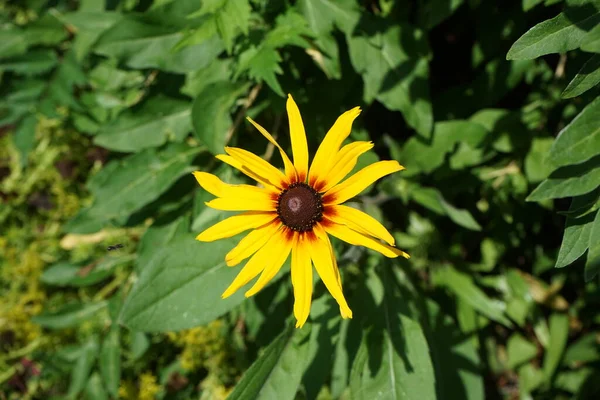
[194,95,409,328]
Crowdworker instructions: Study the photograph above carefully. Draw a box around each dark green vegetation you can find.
[1,0,599,399]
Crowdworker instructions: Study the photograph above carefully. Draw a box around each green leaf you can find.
[67,337,99,400]
[130,331,150,360]
[581,23,600,52]
[227,323,312,400]
[563,333,600,365]
[418,0,465,29]
[0,49,58,76]
[191,0,251,53]
[347,21,432,138]
[350,267,436,400]
[299,0,359,35]
[0,29,28,59]
[94,96,192,152]
[13,115,37,167]
[507,333,538,368]
[437,194,482,231]
[136,215,190,271]
[525,137,555,183]
[507,3,600,60]
[120,236,249,332]
[192,81,249,154]
[555,211,596,268]
[84,373,109,400]
[41,257,131,287]
[181,58,232,97]
[549,96,600,168]
[99,327,120,398]
[432,266,511,326]
[32,301,108,329]
[61,11,123,60]
[65,144,201,233]
[562,54,600,98]
[585,209,600,280]
[94,17,223,73]
[543,313,569,382]
[527,155,600,201]
[425,300,484,400]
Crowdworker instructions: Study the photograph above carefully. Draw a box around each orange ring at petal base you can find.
[193,94,409,328]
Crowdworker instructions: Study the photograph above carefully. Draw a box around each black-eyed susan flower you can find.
[194,95,409,328]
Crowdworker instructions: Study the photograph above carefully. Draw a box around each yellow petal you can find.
[246,118,297,183]
[193,171,275,198]
[226,221,281,266]
[226,147,289,189]
[215,154,280,193]
[291,233,313,328]
[324,160,404,205]
[326,205,394,246]
[309,225,352,319]
[245,229,294,297]
[286,95,309,182]
[206,196,276,212]
[317,141,373,192]
[196,212,277,242]
[323,219,409,259]
[222,230,290,298]
[308,107,361,187]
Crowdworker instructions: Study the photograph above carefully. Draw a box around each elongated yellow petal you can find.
[226,147,289,189]
[324,160,404,205]
[323,219,409,259]
[245,229,294,297]
[226,221,281,266]
[291,233,313,327]
[246,117,297,182]
[308,107,361,186]
[317,141,373,192]
[286,95,309,182]
[215,154,280,193]
[193,171,275,198]
[309,225,352,319]
[206,196,276,212]
[326,205,394,246]
[196,212,277,242]
[222,230,291,298]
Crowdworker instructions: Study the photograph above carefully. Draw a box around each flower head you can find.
[194,95,409,328]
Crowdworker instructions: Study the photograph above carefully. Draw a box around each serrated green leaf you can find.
[543,313,569,382]
[214,0,251,53]
[549,96,600,168]
[119,236,248,331]
[32,302,107,329]
[347,21,432,138]
[228,324,312,400]
[94,96,192,152]
[299,0,359,35]
[507,3,600,60]
[432,266,511,326]
[562,54,600,98]
[237,46,284,96]
[192,81,249,154]
[65,144,201,233]
[585,209,600,280]
[527,155,600,201]
[99,327,120,398]
[556,211,595,268]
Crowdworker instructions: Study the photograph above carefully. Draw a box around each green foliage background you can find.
[1,0,599,399]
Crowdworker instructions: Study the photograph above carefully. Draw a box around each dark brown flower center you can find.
[277,182,323,232]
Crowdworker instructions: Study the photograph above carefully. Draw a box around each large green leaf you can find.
[347,21,432,138]
[64,144,201,233]
[556,211,596,268]
[299,0,359,35]
[507,1,600,60]
[191,81,250,154]
[350,267,437,400]
[562,54,600,98]
[119,236,249,331]
[94,96,192,152]
[227,323,312,400]
[549,96,600,168]
[94,16,223,73]
[527,156,600,201]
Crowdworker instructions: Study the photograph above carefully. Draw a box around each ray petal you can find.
[196,212,277,242]
[226,221,282,266]
[246,117,298,182]
[323,160,404,205]
[322,218,409,259]
[308,107,361,187]
[326,205,394,246]
[291,232,313,328]
[205,196,276,212]
[317,141,373,192]
[309,225,352,319]
[215,154,280,193]
[226,147,289,189]
[286,95,309,182]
